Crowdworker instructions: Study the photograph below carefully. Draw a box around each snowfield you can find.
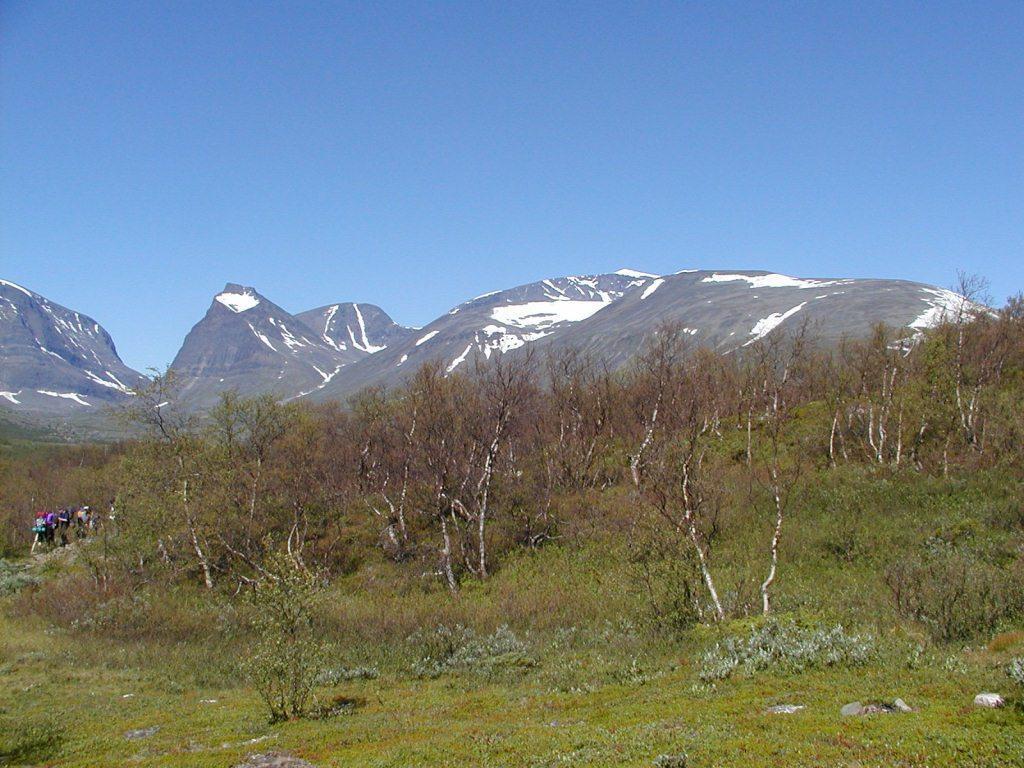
[491,299,611,329]
[216,290,261,313]
[702,273,850,290]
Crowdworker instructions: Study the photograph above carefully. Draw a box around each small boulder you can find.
[765,704,805,714]
[974,692,1005,708]
[124,726,160,740]
[893,698,914,713]
[234,754,319,768]
[840,701,864,717]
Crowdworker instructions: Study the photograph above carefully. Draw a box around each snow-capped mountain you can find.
[168,288,414,408]
[542,269,973,365]
[0,279,146,414]
[295,302,415,364]
[1,267,978,421]
[169,284,351,408]
[312,269,658,396]
[312,268,974,401]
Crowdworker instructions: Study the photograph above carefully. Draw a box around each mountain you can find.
[311,269,657,397]
[0,279,147,414]
[1,268,975,421]
[544,269,968,363]
[168,284,353,408]
[294,302,415,364]
[312,268,969,401]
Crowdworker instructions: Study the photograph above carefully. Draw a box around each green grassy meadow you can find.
[3,465,1024,767]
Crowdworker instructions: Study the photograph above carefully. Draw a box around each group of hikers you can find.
[30,505,97,553]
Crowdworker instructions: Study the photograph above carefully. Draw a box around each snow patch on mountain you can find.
[0,279,32,297]
[614,268,659,279]
[416,330,440,346]
[640,279,665,300]
[477,325,550,358]
[447,344,473,373]
[491,299,610,329]
[746,302,808,344]
[216,290,260,313]
[84,370,134,394]
[318,305,346,351]
[0,391,21,404]
[247,322,278,352]
[910,287,974,330]
[703,273,849,290]
[348,304,387,354]
[37,390,91,406]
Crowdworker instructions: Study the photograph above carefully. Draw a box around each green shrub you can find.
[1008,657,1024,687]
[627,531,703,633]
[0,559,39,595]
[886,547,1024,642]
[698,618,873,682]
[410,624,533,678]
[243,549,329,722]
[0,715,64,766]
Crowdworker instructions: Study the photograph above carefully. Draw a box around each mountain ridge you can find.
[0,268,976,418]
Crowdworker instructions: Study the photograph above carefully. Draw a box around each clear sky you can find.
[2,1,1021,371]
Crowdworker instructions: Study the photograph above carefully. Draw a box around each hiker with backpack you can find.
[55,507,72,547]
[43,510,56,545]
[30,511,49,554]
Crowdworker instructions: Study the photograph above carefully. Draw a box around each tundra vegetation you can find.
[1,285,1023,766]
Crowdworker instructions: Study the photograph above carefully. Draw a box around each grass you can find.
[2,578,1022,766]
[2,465,1022,766]
[1,609,1021,767]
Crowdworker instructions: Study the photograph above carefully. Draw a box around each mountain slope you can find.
[169,284,348,408]
[295,302,415,364]
[0,278,146,414]
[311,269,658,397]
[312,268,969,401]
[545,269,968,364]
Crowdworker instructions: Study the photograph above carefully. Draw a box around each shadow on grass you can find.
[0,720,64,766]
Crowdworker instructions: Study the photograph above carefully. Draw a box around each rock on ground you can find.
[234,753,319,768]
[841,700,911,716]
[974,692,1005,708]
[123,726,160,740]
[765,704,805,714]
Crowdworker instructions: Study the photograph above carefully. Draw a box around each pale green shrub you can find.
[699,619,873,682]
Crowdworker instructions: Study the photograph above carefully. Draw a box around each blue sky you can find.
[2,1,1021,371]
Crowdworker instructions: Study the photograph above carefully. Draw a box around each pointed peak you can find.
[214,284,261,313]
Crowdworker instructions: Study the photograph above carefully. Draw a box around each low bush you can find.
[0,715,64,766]
[0,559,38,595]
[243,549,329,722]
[886,546,1024,643]
[1008,657,1024,687]
[317,665,379,684]
[410,624,533,678]
[698,618,874,682]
